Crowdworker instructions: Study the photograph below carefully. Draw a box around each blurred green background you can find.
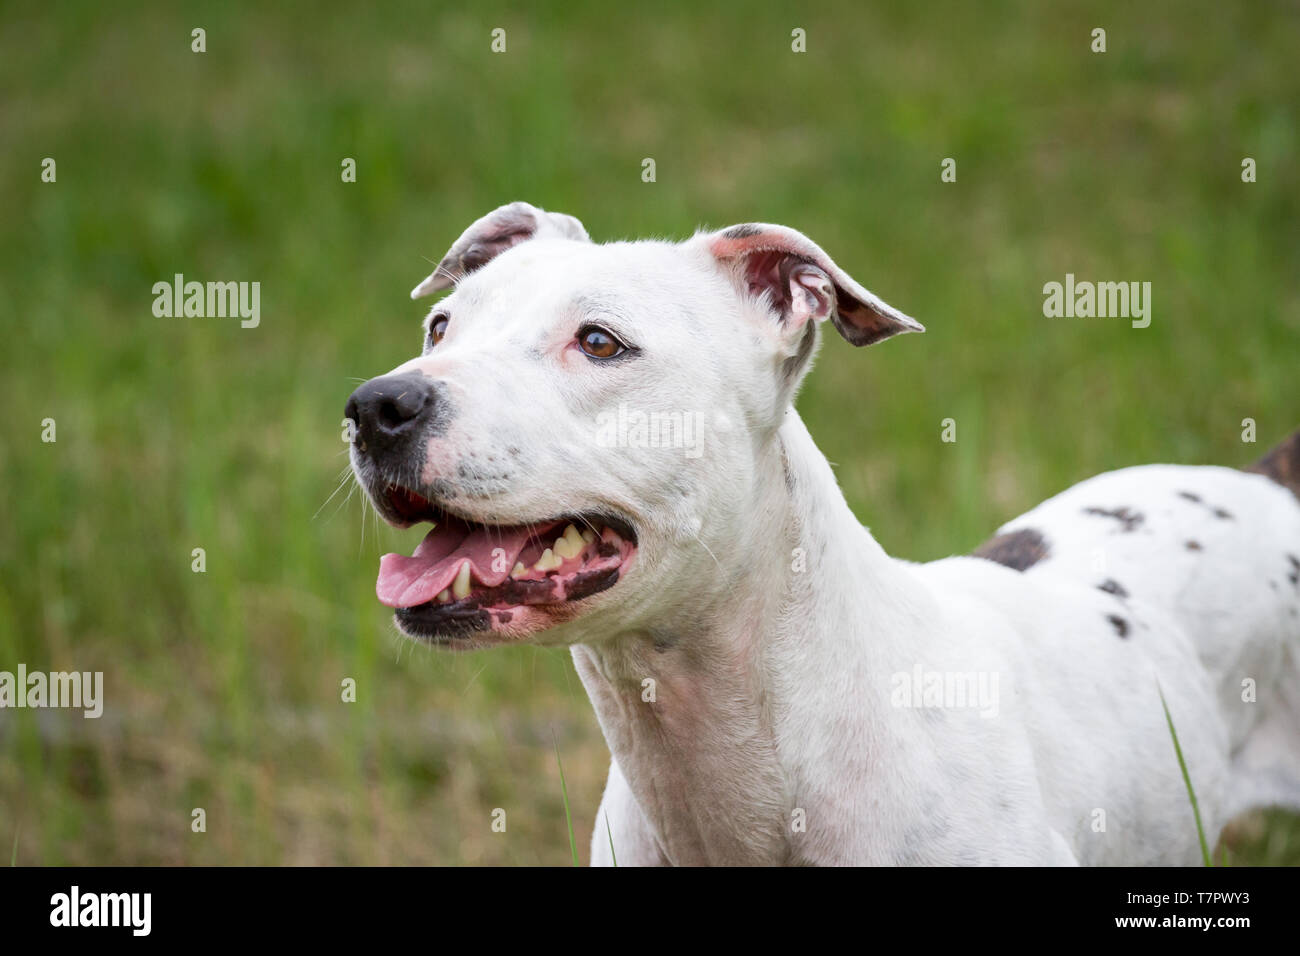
[1,0,1297,865]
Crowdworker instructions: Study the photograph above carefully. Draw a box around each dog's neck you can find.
[572,410,932,864]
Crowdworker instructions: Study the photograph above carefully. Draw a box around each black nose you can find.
[345,373,437,459]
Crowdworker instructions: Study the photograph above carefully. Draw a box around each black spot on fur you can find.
[1287,554,1300,588]
[1246,428,1300,501]
[1185,540,1203,552]
[651,630,680,652]
[1098,579,1129,599]
[1178,490,1234,520]
[1107,614,1130,638]
[1083,506,1144,532]
[972,528,1050,571]
[721,224,764,239]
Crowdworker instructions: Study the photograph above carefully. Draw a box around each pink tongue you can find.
[376,522,542,608]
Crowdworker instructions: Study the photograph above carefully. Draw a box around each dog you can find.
[345,201,1300,865]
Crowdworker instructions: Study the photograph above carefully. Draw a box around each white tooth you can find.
[437,589,451,604]
[580,528,596,544]
[554,527,582,560]
[452,562,472,599]
[511,562,527,579]
[534,548,562,572]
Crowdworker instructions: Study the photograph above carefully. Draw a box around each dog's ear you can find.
[701,223,923,346]
[411,202,590,299]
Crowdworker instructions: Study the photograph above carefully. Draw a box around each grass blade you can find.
[552,729,580,867]
[1159,686,1212,866]
[10,826,17,867]
[605,814,618,867]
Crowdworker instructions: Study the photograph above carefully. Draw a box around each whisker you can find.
[688,526,723,572]
[314,467,357,521]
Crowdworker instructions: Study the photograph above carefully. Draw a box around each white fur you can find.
[370,204,1300,865]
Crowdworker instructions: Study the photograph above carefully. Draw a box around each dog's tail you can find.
[1245,427,1300,500]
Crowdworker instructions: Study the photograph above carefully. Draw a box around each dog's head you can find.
[346,202,921,647]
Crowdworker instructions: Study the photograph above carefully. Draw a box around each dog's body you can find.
[585,440,1300,865]
[346,203,1300,865]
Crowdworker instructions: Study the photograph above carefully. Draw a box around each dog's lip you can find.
[373,484,638,614]
[393,560,626,645]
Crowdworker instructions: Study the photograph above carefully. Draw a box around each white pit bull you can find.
[345,202,1300,865]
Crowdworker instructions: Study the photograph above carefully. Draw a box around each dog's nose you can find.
[345,373,438,458]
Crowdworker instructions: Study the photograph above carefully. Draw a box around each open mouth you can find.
[375,486,637,642]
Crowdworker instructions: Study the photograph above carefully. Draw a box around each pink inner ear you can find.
[709,225,924,347]
[741,249,784,300]
[738,249,834,329]
[789,264,836,325]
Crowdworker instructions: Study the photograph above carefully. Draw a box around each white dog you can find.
[345,202,1300,865]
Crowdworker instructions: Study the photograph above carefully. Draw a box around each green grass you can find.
[554,729,579,867]
[1160,687,1213,866]
[1,0,1298,864]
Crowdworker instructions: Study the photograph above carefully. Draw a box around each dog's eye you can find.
[427,315,449,348]
[578,325,626,359]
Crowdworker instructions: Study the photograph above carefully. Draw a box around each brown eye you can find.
[578,325,626,359]
[427,315,449,348]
